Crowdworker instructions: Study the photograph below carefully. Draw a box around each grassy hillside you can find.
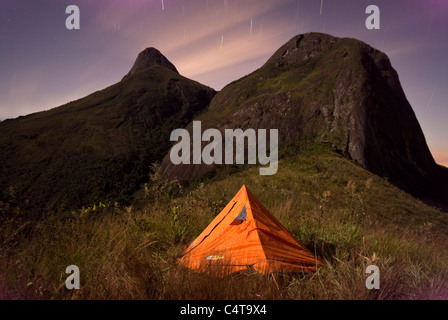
[1,144,447,300]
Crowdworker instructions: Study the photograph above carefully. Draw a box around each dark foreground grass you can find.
[1,146,447,300]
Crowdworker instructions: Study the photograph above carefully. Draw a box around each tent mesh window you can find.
[230,205,247,225]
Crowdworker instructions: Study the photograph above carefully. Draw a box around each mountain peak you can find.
[126,47,179,76]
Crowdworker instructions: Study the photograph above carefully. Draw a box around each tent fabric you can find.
[177,185,323,275]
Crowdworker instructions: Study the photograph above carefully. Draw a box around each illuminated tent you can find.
[177,185,323,275]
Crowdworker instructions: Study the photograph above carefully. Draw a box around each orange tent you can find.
[177,185,323,275]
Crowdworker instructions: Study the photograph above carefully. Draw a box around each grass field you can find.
[1,144,447,300]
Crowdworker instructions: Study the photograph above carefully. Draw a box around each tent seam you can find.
[245,192,269,264]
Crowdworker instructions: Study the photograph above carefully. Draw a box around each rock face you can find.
[160,33,447,206]
[0,48,215,213]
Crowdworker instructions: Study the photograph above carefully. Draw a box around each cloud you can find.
[83,0,304,89]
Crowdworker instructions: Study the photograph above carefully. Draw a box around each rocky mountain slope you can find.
[160,33,448,208]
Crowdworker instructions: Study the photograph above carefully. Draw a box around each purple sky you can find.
[0,0,447,166]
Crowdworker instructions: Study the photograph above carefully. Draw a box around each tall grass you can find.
[1,148,447,300]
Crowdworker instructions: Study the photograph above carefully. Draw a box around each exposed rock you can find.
[160,32,447,208]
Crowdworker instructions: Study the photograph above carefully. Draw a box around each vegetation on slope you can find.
[0,65,215,215]
[1,144,447,300]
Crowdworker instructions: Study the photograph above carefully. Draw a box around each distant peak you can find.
[126,47,179,76]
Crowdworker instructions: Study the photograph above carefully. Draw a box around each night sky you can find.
[0,0,447,166]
